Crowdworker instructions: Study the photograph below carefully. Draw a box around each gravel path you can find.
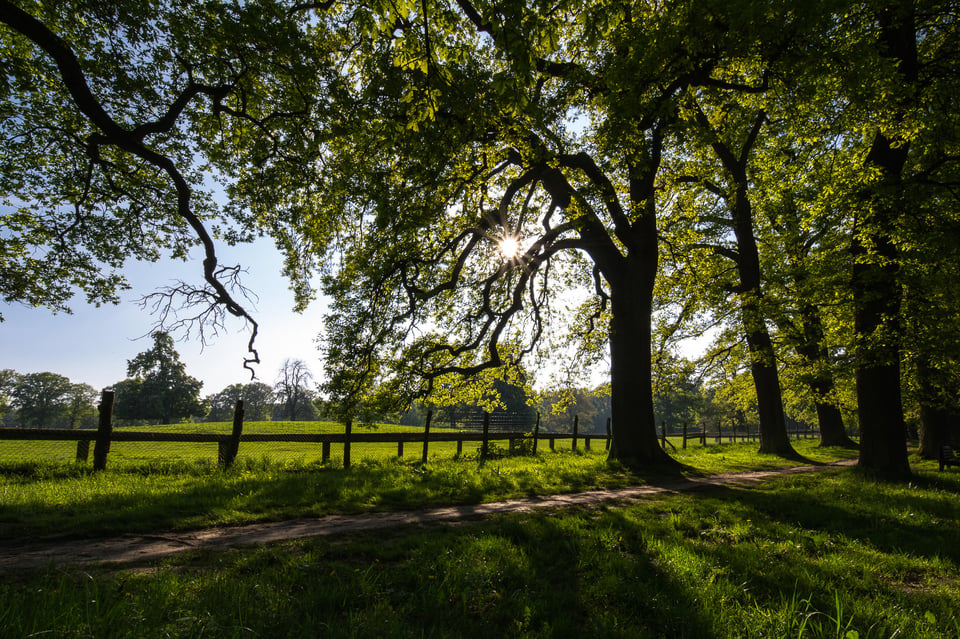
[0,460,855,573]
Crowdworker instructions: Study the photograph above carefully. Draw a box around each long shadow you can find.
[114,507,722,638]
[659,477,960,635]
[0,462,420,541]
[665,473,960,564]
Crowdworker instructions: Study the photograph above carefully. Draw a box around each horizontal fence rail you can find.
[0,426,611,468]
[0,392,823,470]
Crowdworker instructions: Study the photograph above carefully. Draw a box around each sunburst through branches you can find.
[498,235,522,260]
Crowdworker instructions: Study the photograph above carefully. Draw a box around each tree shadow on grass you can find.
[104,508,723,638]
[691,474,960,562]
[650,478,960,637]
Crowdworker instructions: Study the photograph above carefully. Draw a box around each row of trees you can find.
[388,354,847,437]
[0,369,98,428]
[2,1,958,475]
[0,333,321,427]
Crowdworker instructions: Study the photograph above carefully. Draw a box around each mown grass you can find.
[1,455,958,638]
[0,420,457,465]
[0,419,608,465]
[0,418,826,467]
[0,440,853,541]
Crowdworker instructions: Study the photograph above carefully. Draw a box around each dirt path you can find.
[0,460,855,573]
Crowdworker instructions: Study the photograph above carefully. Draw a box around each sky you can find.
[1,227,714,399]
[0,238,328,396]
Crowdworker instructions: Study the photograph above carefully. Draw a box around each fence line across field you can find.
[0,391,821,469]
[0,392,616,469]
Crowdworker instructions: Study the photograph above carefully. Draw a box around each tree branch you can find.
[1,1,261,374]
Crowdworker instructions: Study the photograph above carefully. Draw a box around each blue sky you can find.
[0,238,327,396]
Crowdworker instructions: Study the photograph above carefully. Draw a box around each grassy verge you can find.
[1,461,958,638]
[0,440,855,541]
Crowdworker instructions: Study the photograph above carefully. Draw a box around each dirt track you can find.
[0,460,855,573]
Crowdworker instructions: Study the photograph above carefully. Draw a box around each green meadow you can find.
[1,441,958,638]
[0,420,569,466]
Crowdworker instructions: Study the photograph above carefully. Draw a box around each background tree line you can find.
[0,335,323,427]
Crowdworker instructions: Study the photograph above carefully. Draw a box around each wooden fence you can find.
[0,392,613,470]
[666,421,820,450]
[0,392,821,470]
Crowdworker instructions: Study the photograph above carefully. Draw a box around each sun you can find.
[498,235,522,260]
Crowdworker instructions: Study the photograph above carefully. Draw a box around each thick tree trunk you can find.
[852,145,910,477]
[606,267,674,466]
[851,2,916,479]
[601,183,674,468]
[854,335,909,476]
[916,360,960,458]
[731,187,797,458]
[851,179,908,475]
[742,310,796,456]
[815,402,849,445]
[794,306,856,448]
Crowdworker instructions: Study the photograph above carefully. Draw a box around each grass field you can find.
[0,419,595,465]
[2,441,957,638]
[0,439,853,540]
[0,419,788,467]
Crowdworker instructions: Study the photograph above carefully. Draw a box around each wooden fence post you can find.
[456,432,463,457]
[532,412,540,455]
[481,412,490,460]
[605,416,612,451]
[76,440,90,463]
[398,440,404,458]
[572,414,579,451]
[93,390,114,471]
[220,399,244,469]
[344,418,352,469]
[660,421,667,448]
[322,442,331,464]
[422,409,433,464]
[701,421,707,446]
[682,422,688,450]
[716,420,722,444]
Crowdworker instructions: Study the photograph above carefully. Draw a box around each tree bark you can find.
[851,3,917,478]
[794,306,856,448]
[606,255,674,466]
[742,309,795,456]
[851,172,908,475]
[697,107,796,458]
[731,188,797,457]
[916,360,960,458]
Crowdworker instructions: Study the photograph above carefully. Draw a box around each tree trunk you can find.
[731,187,797,458]
[606,232,675,466]
[854,337,909,476]
[699,108,796,459]
[851,2,916,478]
[852,145,910,476]
[851,179,908,475]
[916,360,960,458]
[794,305,856,448]
[743,312,795,456]
[606,260,674,466]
